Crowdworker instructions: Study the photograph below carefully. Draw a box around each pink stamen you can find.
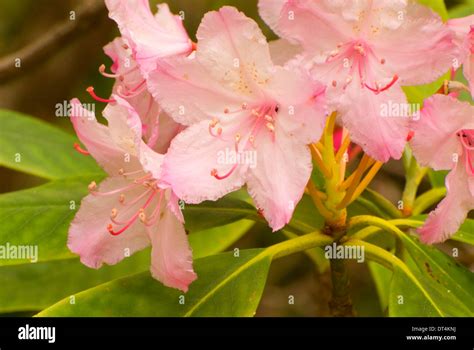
[99,64,120,79]
[90,181,142,197]
[73,143,90,155]
[144,190,164,227]
[211,164,238,180]
[117,81,146,98]
[108,191,157,236]
[121,188,153,208]
[119,168,145,177]
[208,119,223,138]
[364,75,398,94]
[86,87,116,103]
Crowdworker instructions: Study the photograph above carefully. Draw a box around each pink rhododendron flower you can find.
[410,94,474,244]
[105,0,193,77]
[69,96,196,292]
[148,6,327,231]
[448,15,474,98]
[258,0,458,161]
[99,37,182,153]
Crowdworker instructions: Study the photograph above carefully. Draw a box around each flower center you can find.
[209,102,279,180]
[327,41,397,94]
[87,169,163,236]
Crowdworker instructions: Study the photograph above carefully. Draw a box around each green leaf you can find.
[37,249,272,317]
[1,219,257,313]
[189,219,255,259]
[400,234,474,316]
[0,251,149,313]
[368,261,392,313]
[0,175,101,266]
[448,2,474,20]
[361,189,402,219]
[289,194,325,233]
[417,0,448,21]
[427,169,448,188]
[348,239,444,316]
[451,220,474,245]
[183,197,257,232]
[402,72,449,106]
[389,266,442,316]
[0,109,102,179]
[185,192,323,235]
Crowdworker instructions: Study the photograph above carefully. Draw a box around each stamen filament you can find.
[86,87,116,103]
[73,143,90,155]
[364,75,398,94]
[211,164,238,180]
[108,191,157,236]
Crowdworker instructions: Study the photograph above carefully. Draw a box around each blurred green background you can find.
[0,0,472,317]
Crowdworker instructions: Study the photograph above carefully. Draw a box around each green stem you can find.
[348,215,417,240]
[401,156,428,216]
[281,230,330,273]
[354,196,391,219]
[349,218,423,241]
[269,231,333,260]
[329,256,354,316]
[363,188,403,219]
[412,187,446,215]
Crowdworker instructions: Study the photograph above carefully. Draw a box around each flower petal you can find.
[418,160,474,244]
[336,82,409,162]
[265,66,327,144]
[105,0,192,76]
[148,56,245,126]
[162,117,249,204]
[147,205,197,292]
[246,125,312,231]
[70,99,138,175]
[196,6,273,95]
[371,1,457,85]
[410,94,474,170]
[103,95,143,155]
[259,0,352,58]
[68,176,151,268]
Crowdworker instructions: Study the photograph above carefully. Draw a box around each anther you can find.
[111,208,118,219]
[88,181,97,192]
[86,87,116,103]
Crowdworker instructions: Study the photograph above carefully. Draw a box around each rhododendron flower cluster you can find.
[67,0,474,293]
